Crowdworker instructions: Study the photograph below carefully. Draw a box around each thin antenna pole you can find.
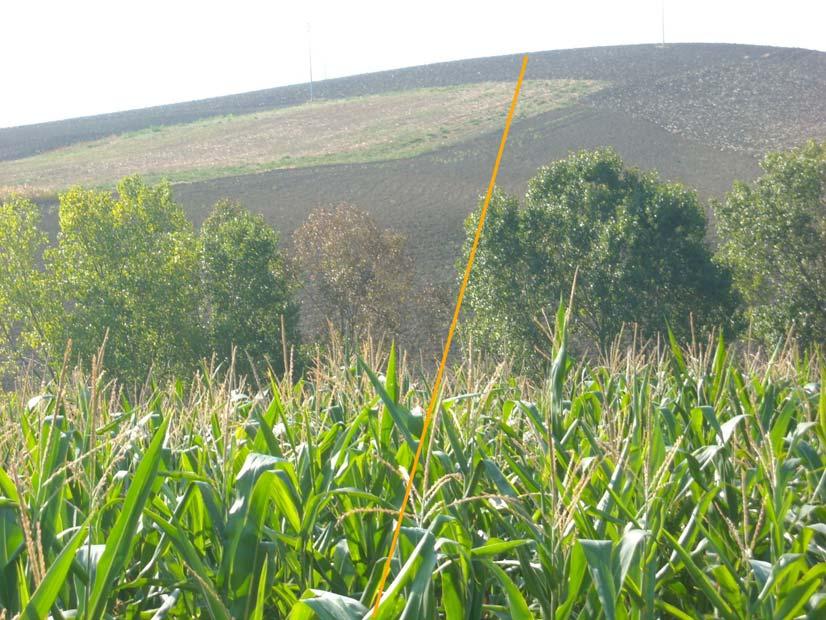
[307,22,314,101]
[661,0,665,46]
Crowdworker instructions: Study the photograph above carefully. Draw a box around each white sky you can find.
[1,0,824,128]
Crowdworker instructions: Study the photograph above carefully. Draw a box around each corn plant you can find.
[0,318,823,618]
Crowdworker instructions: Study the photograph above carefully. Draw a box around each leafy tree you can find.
[713,141,826,347]
[0,196,50,380]
[45,177,203,383]
[199,201,298,376]
[292,204,413,342]
[463,148,736,360]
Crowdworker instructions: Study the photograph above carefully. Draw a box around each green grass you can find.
[0,312,824,618]
[0,80,604,198]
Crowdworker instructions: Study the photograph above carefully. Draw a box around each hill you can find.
[2,43,824,284]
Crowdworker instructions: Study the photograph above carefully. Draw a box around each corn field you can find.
[0,319,824,619]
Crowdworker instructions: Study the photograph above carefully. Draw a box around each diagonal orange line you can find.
[371,54,529,617]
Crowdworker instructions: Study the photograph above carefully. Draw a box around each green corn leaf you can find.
[359,357,420,450]
[399,532,438,620]
[662,530,737,620]
[20,522,88,620]
[370,527,437,619]
[817,369,825,442]
[0,467,19,502]
[484,559,535,620]
[441,566,465,620]
[0,504,23,571]
[580,539,617,620]
[145,509,231,620]
[471,538,532,558]
[617,528,648,587]
[556,540,587,620]
[250,559,269,620]
[757,553,804,601]
[750,559,772,591]
[772,563,826,620]
[380,344,399,450]
[291,589,368,620]
[220,453,301,597]
[85,414,170,619]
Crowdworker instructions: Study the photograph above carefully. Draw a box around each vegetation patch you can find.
[0,79,603,197]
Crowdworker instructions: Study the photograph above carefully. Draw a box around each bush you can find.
[200,201,298,376]
[714,141,826,347]
[463,148,736,361]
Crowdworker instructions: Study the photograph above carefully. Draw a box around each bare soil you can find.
[591,48,826,152]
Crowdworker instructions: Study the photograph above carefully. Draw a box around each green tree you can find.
[0,196,50,380]
[713,141,826,347]
[45,177,203,383]
[463,148,736,360]
[199,201,298,376]
[292,204,413,342]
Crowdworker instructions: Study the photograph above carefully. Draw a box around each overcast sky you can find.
[1,0,823,128]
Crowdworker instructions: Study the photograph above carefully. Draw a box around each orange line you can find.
[371,54,529,617]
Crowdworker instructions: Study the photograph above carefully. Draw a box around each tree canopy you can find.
[0,196,49,380]
[0,179,307,385]
[714,140,826,347]
[200,201,298,376]
[292,204,413,343]
[45,177,203,382]
[463,148,736,361]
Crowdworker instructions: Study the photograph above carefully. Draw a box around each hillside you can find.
[0,80,602,194]
[3,43,824,284]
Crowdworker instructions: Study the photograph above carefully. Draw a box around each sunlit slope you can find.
[0,79,602,196]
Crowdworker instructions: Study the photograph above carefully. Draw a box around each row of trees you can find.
[0,179,299,383]
[1,141,823,383]
[463,142,825,363]
[0,178,433,385]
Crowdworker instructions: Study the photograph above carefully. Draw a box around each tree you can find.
[463,148,736,360]
[0,196,50,380]
[292,204,413,342]
[199,201,298,376]
[45,177,203,383]
[713,141,826,347]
